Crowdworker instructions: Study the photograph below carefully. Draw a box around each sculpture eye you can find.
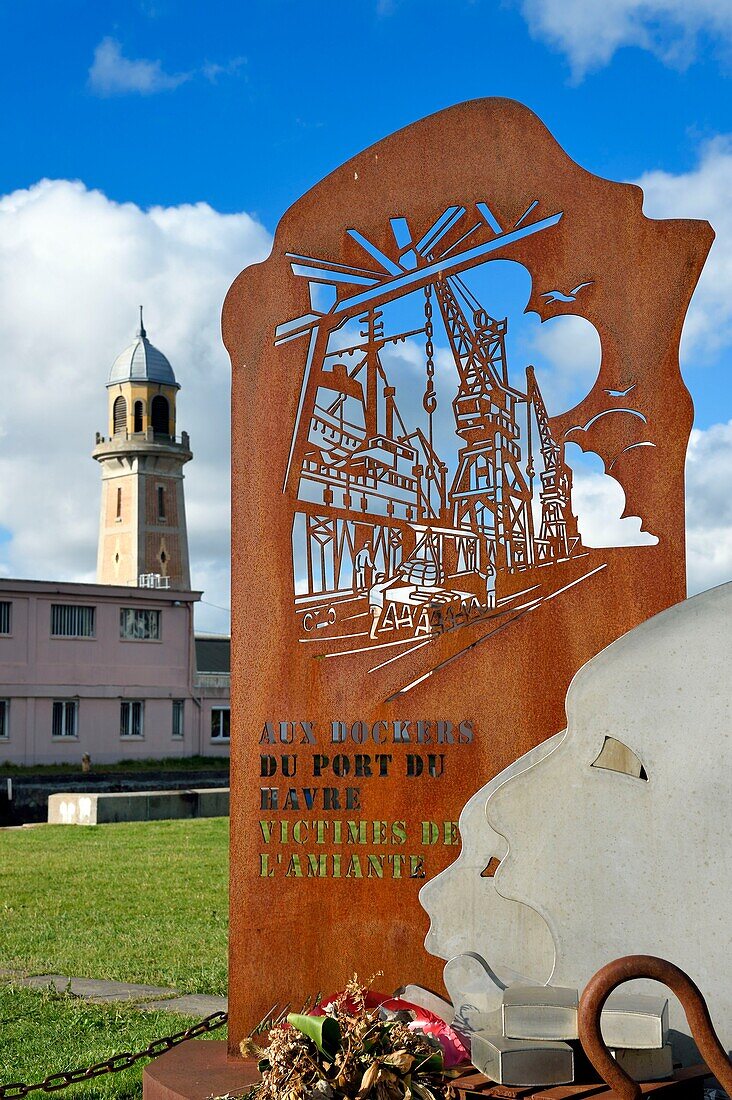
[591,736,648,781]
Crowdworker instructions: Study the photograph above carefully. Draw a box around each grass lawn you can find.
[0,818,228,994]
[0,984,222,1099]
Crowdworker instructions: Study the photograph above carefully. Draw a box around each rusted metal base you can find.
[142,1042,259,1100]
[142,1047,709,1100]
[450,1063,709,1098]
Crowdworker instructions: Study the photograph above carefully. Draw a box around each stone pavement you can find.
[0,969,226,1017]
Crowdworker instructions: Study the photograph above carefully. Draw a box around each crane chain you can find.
[0,1011,228,1098]
[422,285,437,417]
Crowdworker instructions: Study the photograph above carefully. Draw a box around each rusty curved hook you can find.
[578,955,732,1099]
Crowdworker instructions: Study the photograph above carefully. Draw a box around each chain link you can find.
[0,1011,228,1099]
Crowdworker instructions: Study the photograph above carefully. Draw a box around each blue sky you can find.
[1,0,729,224]
[0,0,730,630]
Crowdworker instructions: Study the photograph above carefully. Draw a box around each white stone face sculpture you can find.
[420,736,560,998]
[420,582,732,1054]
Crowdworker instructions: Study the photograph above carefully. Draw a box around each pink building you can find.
[0,580,229,765]
[0,315,230,766]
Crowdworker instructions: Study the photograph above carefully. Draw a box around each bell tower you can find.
[93,308,192,589]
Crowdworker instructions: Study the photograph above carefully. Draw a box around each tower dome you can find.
[108,308,179,389]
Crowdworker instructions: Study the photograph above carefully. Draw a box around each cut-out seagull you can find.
[541,280,593,304]
[605,384,636,398]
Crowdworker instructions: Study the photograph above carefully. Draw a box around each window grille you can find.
[172,699,184,739]
[51,604,96,637]
[120,699,144,737]
[211,707,230,741]
[52,700,78,738]
[0,602,11,635]
[0,699,8,740]
[120,608,161,640]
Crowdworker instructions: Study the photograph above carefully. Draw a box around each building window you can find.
[120,700,144,738]
[211,707,230,742]
[151,395,169,435]
[52,700,78,738]
[157,485,166,520]
[134,400,144,433]
[120,608,161,640]
[172,699,184,739]
[0,699,8,740]
[113,395,127,434]
[116,486,122,520]
[0,602,11,635]
[51,605,96,638]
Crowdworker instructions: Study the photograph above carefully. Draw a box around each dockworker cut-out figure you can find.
[420,582,732,1063]
[368,572,394,639]
[354,541,375,593]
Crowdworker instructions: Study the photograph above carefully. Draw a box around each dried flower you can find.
[231,976,450,1100]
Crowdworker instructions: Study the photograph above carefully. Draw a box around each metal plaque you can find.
[223,97,712,1049]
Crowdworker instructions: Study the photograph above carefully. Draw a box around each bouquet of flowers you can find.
[238,976,467,1100]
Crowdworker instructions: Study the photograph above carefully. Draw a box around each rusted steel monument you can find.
[223,99,711,1050]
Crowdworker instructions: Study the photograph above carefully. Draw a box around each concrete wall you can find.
[1,770,229,825]
[48,787,230,824]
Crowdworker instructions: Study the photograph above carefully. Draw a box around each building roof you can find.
[108,308,179,389]
[0,577,201,602]
[195,635,231,673]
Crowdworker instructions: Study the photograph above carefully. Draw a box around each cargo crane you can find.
[279,202,583,627]
[525,365,581,562]
[432,275,535,577]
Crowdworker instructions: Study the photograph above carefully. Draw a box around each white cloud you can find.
[521,314,602,413]
[0,179,271,631]
[519,0,732,78]
[202,57,247,83]
[635,136,732,364]
[632,138,732,592]
[686,419,732,592]
[89,37,189,96]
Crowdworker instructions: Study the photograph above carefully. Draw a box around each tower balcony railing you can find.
[139,573,171,589]
[95,429,191,448]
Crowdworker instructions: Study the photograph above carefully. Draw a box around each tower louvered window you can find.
[151,395,169,435]
[113,396,127,434]
[134,400,144,433]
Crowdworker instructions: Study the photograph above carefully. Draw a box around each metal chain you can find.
[0,1011,228,1099]
[422,285,437,418]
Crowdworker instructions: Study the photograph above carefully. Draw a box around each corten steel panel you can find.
[223,98,712,1050]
